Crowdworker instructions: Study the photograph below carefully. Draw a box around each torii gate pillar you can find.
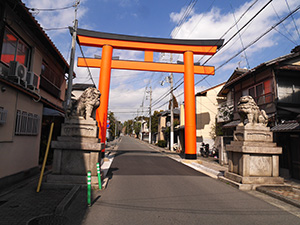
[97,45,113,148]
[184,51,197,159]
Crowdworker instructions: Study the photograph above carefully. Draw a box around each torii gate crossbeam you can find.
[75,28,223,159]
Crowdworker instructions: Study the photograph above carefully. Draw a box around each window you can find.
[0,107,8,124]
[242,80,273,105]
[41,61,63,88]
[15,110,40,135]
[1,28,30,67]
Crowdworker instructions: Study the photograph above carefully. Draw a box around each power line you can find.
[151,0,260,108]
[271,2,297,44]
[28,4,75,12]
[186,0,217,38]
[149,1,199,111]
[171,0,198,37]
[43,27,68,31]
[230,3,250,69]
[216,3,300,72]
[78,44,96,87]
[285,0,300,42]
[201,0,273,66]
[167,3,300,104]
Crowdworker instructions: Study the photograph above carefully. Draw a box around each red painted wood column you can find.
[97,45,113,153]
[184,51,197,159]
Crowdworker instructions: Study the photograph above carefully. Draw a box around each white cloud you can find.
[170,0,300,71]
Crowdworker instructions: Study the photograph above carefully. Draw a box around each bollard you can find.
[97,162,102,190]
[87,171,91,206]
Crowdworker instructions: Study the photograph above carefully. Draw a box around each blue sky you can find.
[23,0,300,121]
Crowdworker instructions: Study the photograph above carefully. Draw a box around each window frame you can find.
[15,110,40,136]
[0,27,31,68]
[242,79,273,105]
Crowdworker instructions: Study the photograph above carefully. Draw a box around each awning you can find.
[43,107,65,117]
[223,120,240,128]
[277,106,300,114]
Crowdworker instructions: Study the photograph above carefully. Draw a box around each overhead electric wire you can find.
[166,3,300,105]
[230,3,250,69]
[144,1,300,113]
[44,27,69,31]
[28,4,75,12]
[150,1,199,109]
[186,0,217,38]
[152,0,260,109]
[201,0,273,65]
[78,44,96,87]
[171,0,198,37]
[285,0,300,42]
[216,3,300,72]
[271,2,297,45]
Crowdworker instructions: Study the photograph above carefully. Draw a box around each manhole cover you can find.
[27,214,68,225]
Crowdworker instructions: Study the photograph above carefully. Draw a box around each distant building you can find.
[195,83,226,152]
[157,109,180,148]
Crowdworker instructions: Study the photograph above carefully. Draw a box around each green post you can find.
[97,163,102,190]
[87,171,91,206]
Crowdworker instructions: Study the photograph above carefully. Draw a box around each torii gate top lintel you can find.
[75,27,223,160]
[76,28,224,54]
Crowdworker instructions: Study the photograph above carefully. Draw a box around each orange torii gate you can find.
[76,28,223,159]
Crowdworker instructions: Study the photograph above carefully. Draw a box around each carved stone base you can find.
[225,125,284,186]
[50,117,104,185]
[224,171,284,184]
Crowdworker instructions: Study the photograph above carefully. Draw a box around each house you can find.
[173,83,226,155]
[218,46,300,179]
[157,108,180,148]
[195,82,226,152]
[0,0,70,187]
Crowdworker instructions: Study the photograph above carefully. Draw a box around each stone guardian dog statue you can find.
[237,95,268,126]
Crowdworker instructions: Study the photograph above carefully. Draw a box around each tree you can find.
[150,110,161,134]
[133,121,141,136]
[108,111,120,140]
[124,119,133,135]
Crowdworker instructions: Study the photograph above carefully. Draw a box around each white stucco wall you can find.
[0,83,42,178]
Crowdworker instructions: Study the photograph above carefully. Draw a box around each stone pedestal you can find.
[48,117,104,185]
[225,124,284,186]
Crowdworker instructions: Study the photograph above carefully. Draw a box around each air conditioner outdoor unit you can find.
[26,71,40,90]
[8,61,27,84]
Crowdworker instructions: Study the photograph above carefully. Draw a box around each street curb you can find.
[55,185,81,215]
[256,186,300,209]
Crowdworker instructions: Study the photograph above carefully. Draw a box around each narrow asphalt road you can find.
[81,136,300,225]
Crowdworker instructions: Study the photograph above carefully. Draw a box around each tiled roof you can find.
[271,122,300,132]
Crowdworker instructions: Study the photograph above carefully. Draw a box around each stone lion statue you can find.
[237,95,268,126]
[67,87,101,120]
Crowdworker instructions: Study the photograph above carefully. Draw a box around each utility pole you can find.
[148,86,152,144]
[170,54,174,151]
[140,106,143,140]
[65,0,80,111]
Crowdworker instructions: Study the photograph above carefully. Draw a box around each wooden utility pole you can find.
[170,54,174,151]
[65,0,79,110]
[148,86,152,144]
